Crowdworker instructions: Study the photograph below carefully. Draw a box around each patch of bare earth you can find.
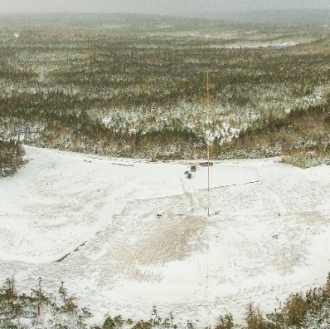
[97,195,208,284]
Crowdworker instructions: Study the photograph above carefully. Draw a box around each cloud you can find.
[0,0,329,14]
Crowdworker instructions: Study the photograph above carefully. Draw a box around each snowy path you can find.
[1,146,330,326]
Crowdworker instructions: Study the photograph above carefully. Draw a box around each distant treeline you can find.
[0,14,330,166]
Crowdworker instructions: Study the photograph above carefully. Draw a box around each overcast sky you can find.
[0,0,329,14]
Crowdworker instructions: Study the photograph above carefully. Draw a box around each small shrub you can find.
[215,313,234,329]
[131,320,152,329]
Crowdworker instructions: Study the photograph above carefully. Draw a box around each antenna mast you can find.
[206,72,210,217]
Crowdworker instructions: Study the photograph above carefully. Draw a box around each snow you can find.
[1,146,330,326]
[205,42,299,49]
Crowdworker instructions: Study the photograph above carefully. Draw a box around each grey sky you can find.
[0,0,329,14]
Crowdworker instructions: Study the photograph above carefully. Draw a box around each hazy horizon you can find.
[0,0,329,15]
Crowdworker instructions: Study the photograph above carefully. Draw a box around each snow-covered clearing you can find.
[1,146,330,326]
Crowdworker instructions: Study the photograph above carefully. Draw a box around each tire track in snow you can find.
[53,173,141,263]
[180,178,199,212]
[263,186,287,216]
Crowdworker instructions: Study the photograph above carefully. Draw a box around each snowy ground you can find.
[1,146,330,326]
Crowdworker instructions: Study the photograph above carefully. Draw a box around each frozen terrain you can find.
[1,146,330,326]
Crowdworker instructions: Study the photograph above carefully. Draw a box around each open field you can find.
[1,146,330,326]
